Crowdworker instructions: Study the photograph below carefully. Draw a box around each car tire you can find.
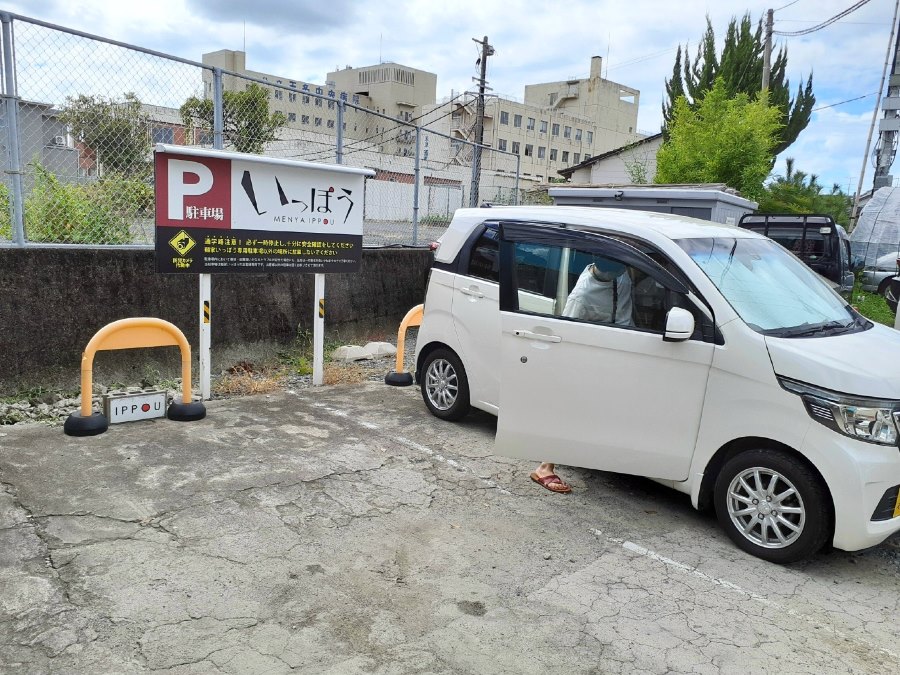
[420,348,470,421]
[878,278,892,297]
[714,449,831,564]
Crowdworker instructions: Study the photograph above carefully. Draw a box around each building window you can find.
[564,126,571,139]
[197,130,213,145]
[302,115,310,125]
[288,112,296,122]
[575,128,582,141]
[549,148,558,161]
[315,117,322,126]
[274,89,283,100]
[540,120,548,134]
[151,126,174,144]
[328,100,335,110]
[537,146,546,159]
[527,117,535,131]
[327,119,335,128]
[562,151,569,163]
[303,95,310,104]
[500,111,509,125]
[512,141,520,154]
[524,143,533,156]
[513,114,522,128]
[587,130,593,144]
[315,98,323,107]
[552,123,560,136]
[573,153,580,164]
[498,138,507,151]
[289,92,297,102]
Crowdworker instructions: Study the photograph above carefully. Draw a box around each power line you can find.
[812,92,877,111]
[774,0,801,11]
[773,0,872,36]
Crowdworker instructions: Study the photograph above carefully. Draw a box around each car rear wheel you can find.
[714,449,831,564]
[420,348,470,421]
[878,277,892,297]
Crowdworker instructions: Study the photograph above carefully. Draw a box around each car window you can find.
[508,240,685,333]
[467,229,499,282]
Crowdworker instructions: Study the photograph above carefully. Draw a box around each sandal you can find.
[530,472,572,494]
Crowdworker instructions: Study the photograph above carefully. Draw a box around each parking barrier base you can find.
[167,401,207,422]
[63,412,109,437]
[384,372,414,387]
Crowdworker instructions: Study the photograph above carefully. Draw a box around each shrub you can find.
[0,183,10,240]
[24,163,151,244]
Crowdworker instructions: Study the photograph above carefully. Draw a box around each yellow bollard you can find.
[64,318,206,436]
[384,304,423,387]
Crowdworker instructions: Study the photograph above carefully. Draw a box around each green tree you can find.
[180,84,286,155]
[655,79,781,201]
[663,14,814,156]
[757,158,852,226]
[61,93,151,177]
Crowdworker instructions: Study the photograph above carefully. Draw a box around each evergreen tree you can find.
[663,14,814,156]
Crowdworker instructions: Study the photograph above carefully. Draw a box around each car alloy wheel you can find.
[420,348,470,421]
[725,467,805,549]
[425,357,459,411]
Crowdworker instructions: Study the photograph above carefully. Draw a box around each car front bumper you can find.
[803,423,900,551]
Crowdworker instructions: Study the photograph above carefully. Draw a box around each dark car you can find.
[739,214,854,297]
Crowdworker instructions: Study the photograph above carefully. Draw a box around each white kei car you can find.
[413,205,900,564]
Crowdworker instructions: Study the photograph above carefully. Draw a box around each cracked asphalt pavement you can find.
[2,382,900,673]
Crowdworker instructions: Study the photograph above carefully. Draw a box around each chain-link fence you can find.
[1,12,520,248]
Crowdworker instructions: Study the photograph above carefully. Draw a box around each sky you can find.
[6,0,897,195]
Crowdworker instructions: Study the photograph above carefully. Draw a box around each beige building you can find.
[201,51,435,157]
[431,56,643,183]
[199,51,643,186]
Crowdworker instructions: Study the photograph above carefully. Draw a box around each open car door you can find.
[493,221,716,481]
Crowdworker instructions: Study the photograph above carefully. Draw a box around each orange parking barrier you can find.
[384,304,423,387]
[64,318,206,436]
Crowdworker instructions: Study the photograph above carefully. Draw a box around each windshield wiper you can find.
[774,320,855,338]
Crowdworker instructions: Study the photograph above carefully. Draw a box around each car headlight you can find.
[779,377,900,446]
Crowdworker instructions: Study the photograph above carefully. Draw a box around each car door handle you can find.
[460,288,484,298]
[513,330,561,343]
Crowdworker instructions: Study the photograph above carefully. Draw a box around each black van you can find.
[738,213,854,296]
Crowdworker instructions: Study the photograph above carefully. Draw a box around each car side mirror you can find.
[663,307,695,342]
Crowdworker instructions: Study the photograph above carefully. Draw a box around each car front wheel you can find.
[714,449,831,564]
[420,348,470,421]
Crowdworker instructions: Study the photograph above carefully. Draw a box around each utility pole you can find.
[872,14,900,190]
[470,35,494,207]
[762,8,773,91]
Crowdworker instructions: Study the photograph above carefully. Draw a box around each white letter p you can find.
[168,159,214,220]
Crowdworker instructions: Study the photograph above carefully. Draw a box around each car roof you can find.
[450,206,762,242]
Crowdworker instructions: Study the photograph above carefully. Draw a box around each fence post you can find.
[212,68,224,149]
[413,127,421,246]
[1,13,25,246]
[515,154,521,205]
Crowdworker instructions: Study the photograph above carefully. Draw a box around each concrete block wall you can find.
[0,248,431,388]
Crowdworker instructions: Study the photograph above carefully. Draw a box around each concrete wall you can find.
[0,248,431,388]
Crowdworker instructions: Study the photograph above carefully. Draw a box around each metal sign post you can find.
[313,274,325,385]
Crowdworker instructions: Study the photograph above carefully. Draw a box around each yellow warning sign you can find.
[169,230,196,256]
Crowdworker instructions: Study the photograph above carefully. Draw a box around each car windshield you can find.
[676,237,862,337]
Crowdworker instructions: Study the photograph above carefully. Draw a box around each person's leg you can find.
[530,462,571,493]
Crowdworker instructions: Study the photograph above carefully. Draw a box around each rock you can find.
[363,342,397,358]
[331,345,374,362]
